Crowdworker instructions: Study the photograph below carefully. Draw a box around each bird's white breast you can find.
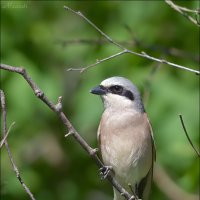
[99,109,152,185]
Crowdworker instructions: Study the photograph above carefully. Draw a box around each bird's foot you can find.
[99,165,113,179]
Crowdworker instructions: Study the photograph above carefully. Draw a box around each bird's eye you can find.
[109,85,123,94]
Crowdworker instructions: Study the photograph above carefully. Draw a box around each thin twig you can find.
[67,48,199,75]
[0,90,36,200]
[0,64,134,200]
[0,122,15,148]
[64,6,125,50]
[179,114,200,157]
[166,0,199,13]
[64,5,200,75]
[67,50,127,73]
[165,0,200,27]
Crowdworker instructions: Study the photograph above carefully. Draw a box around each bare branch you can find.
[0,64,134,200]
[165,0,200,27]
[0,90,36,200]
[64,5,200,75]
[0,122,15,148]
[179,114,200,157]
[66,48,199,75]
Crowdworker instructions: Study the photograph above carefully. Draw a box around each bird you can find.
[90,76,155,200]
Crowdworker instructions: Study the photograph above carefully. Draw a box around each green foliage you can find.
[1,1,199,200]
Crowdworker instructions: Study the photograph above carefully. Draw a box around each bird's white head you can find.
[90,76,145,112]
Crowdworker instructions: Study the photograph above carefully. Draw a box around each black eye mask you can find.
[108,85,134,101]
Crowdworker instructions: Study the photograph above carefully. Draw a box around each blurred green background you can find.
[1,1,199,200]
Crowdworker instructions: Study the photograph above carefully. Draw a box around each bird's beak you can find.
[90,85,106,95]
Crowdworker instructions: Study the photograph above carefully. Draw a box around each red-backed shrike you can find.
[90,76,155,200]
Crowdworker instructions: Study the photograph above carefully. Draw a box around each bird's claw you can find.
[99,165,112,179]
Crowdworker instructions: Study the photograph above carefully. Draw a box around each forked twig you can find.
[165,0,200,26]
[64,5,199,75]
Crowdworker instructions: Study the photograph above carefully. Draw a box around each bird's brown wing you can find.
[138,113,156,200]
